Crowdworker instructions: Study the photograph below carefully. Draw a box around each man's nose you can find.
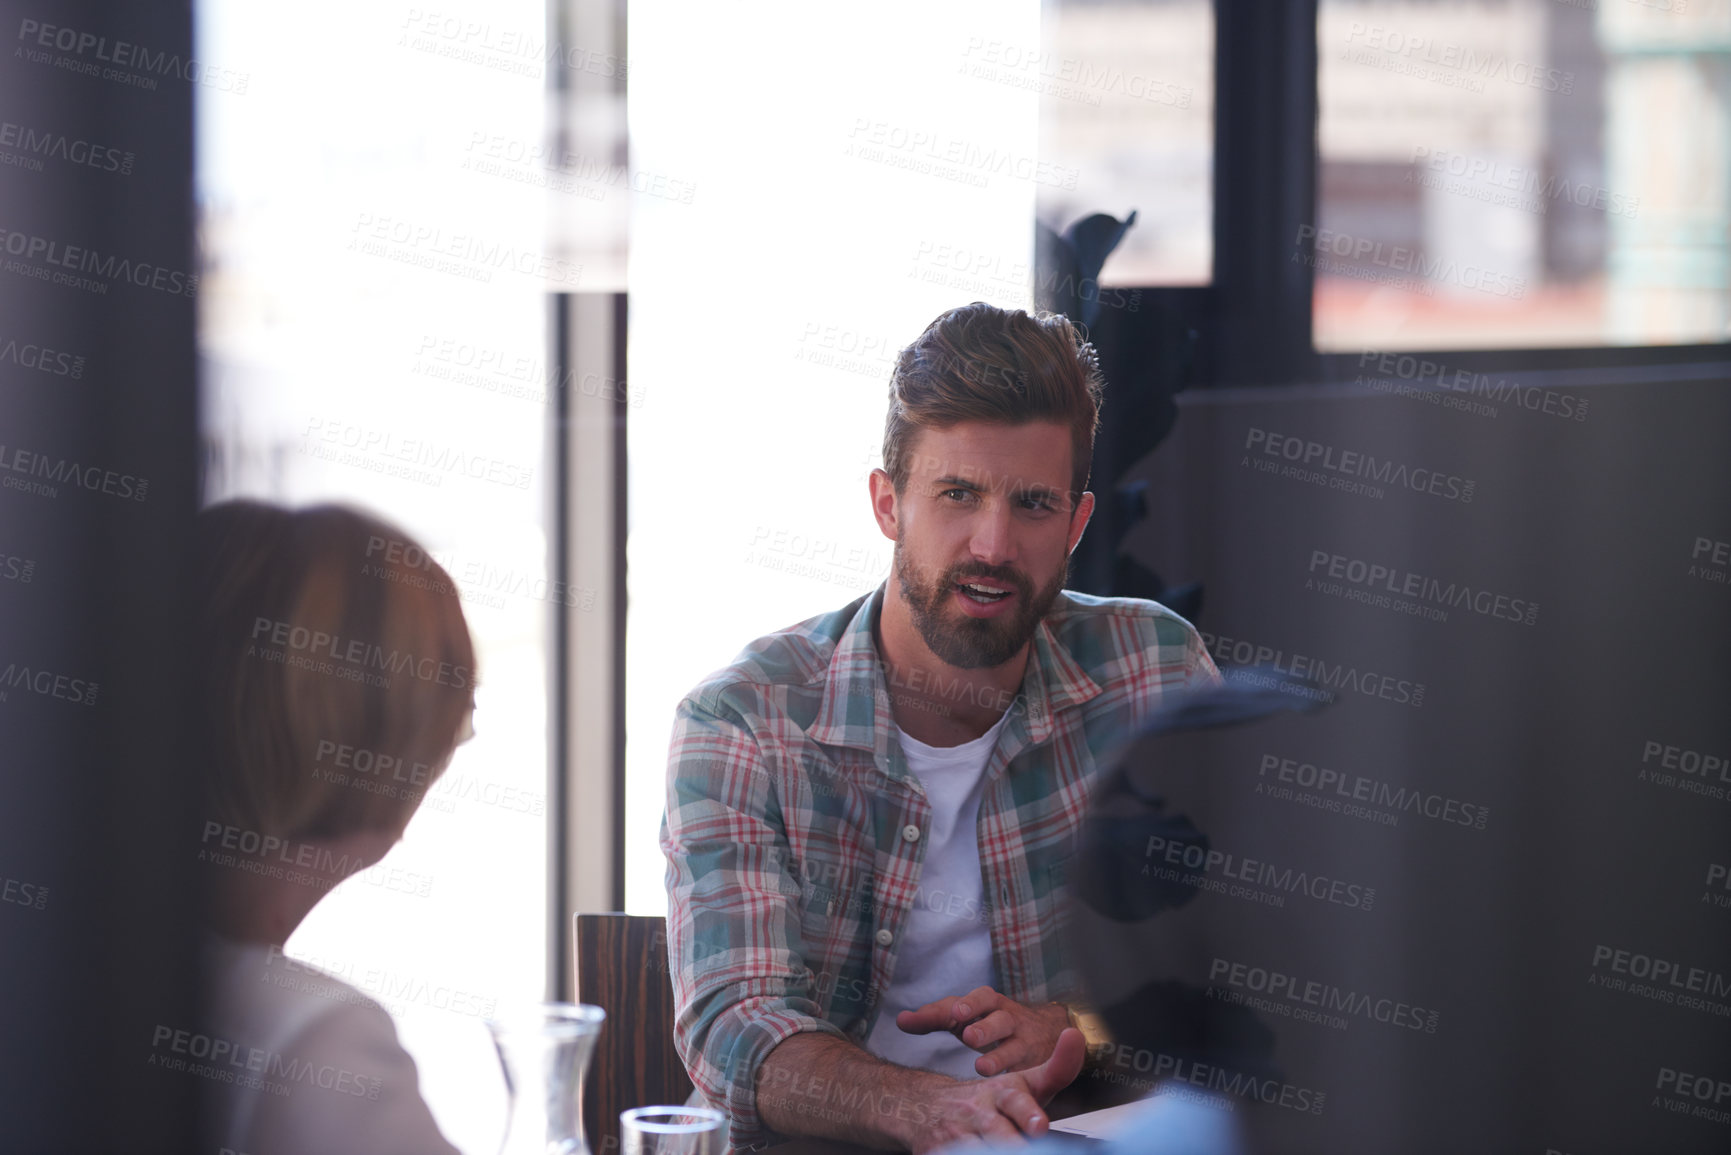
[968,506,1017,566]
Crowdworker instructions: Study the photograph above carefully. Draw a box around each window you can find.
[1317,0,1731,351]
[624,0,1048,913]
[197,2,552,1149]
[624,0,1222,914]
[1038,0,1216,285]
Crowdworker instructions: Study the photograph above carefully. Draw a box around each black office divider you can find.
[1067,367,1731,1154]
[0,1,203,1150]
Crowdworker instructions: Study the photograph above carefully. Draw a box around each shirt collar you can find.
[808,583,1103,767]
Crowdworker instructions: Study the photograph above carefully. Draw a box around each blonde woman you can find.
[192,501,474,1155]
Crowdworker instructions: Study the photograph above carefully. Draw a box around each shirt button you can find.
[901,824,921,842]
[875,929,894,947]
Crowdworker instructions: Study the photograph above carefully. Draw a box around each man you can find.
[663,302,1219,1152]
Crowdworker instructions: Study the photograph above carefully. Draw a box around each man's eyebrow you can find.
[930,473,1067,499]
[930,474,986,490]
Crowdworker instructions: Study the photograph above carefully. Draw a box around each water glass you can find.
[620,1105,726,1155]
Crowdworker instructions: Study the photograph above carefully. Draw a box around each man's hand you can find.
[754,1028,1085,1153]
[897,986,1073,1077]
[910,1027,1086,1154]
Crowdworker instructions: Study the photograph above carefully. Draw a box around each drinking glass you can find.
[488,1002,607,1155]
[620,1105,727,1155]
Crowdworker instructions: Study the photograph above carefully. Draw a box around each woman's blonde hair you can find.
[195,501,476,841]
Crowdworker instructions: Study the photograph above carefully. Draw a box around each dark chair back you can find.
[573,913,696,1154]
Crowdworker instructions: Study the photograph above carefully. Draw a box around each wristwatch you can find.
[1063,1002,1115,1065]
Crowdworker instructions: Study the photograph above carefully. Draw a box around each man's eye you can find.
[942,488,974,502]
[1020,495,1054,512]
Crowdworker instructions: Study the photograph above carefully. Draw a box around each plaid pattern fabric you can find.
[661,583,1218,1150]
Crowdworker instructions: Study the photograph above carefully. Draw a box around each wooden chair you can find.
[573,913,696,1155]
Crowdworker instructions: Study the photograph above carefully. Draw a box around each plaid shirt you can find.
[661,583,1218,1150]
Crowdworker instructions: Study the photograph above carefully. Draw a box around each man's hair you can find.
[194,500,476,841]
[882,302,1105,499]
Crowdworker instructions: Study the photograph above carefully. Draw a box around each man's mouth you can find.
[955,579,1014,606]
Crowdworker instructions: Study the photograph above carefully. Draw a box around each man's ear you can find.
[1067,491,1096,555]
[869,468,901,541]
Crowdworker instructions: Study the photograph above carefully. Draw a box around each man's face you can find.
[875,420,1093,670]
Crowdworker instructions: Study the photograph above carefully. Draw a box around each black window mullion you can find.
[1208,0,1321,388]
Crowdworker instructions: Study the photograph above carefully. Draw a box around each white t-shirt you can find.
[199,933,460,1155]
[863,710,1010,1080]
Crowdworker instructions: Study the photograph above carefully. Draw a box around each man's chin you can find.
[892,548,1067,670]
[924,609,1031,670]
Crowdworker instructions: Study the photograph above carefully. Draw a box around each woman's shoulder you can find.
[201,936,459,1155]
[203,934,392,1051]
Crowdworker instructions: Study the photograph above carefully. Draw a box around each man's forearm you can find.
[755,1031,953,1150]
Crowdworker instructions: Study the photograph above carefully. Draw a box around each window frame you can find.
[1143,0,1731,390]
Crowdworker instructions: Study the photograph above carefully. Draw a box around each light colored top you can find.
[863,709,1013,1078]
[199,933,460,1155]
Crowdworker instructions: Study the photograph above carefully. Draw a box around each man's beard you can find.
[892,541,1067,670]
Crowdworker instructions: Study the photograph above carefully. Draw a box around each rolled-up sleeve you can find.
[1141,608,1221,693]
[661,694,847,1151]
[1184,623,1222,687]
